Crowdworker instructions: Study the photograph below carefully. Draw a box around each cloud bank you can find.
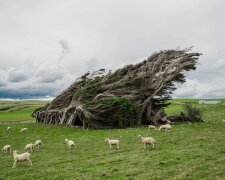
[0,0,225,99]
[0,61,75,99]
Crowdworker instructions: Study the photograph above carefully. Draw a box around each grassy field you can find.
[0,101,48,123]
[0,99,225,179]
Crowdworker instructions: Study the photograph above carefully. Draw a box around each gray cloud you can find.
[86,57,99,72]
[59,40,70,61]
[8,69,28,82]
[0,61,75,99]
[59,40,69,51]
[173,78,225,98]
[0,0,225,99]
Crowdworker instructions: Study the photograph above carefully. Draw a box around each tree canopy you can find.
[33,48,201,129]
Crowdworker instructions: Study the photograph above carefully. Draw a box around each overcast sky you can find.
[0,0,225,99]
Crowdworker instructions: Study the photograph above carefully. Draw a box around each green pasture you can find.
[0,101,48,123]
[0,99,225,179]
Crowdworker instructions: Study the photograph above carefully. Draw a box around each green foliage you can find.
[184,103,203,122]
[107,97,137,118]
[165,98,225,123]
[152,97,171,108]
[73,77,103,100]
[57,102,70,109]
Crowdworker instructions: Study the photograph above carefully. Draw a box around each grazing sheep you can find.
[2,145,11,154]
[148,125,156,130]
[7,127,11,132]
[159,124,172,131]
[105,138,120,149]
[12,150,32,168]
[65,139,76,149]
[20,128,28,133]
[24,144,34,152]
[34,140,42,149]
[138,135,156,150]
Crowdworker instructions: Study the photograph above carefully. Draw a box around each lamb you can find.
[65,139,76,149]
[34,140,42,149]
[148,125,156,130]
[2,145,11,154]
[20,128,28,133]
[7,127,11,132]
[24,143,34,152]
[159,124,172,131]
[138,135,156,150]
[105,138,120,149]
[12,150,32,168]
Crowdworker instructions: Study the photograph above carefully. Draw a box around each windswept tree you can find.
[33,48,201,129]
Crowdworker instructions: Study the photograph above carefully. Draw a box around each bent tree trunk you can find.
[33,48,201,129]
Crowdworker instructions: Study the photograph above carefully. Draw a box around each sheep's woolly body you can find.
[138,135,156,150]
[105,138,120,149]
[159,124,172,131]
[7,127,11,132]
[24,144,34,152]
[2,145,11,154]
[20,128,28,133]
[65,139,76,149]
[12,151,32,168]
[34,140,42,149]
[148,125,156,130]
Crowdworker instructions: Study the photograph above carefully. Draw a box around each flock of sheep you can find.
[2,127,42,168]
[2,123,172,168]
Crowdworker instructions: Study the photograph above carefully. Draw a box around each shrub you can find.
[108,97,137,118]
[184,103,203,122]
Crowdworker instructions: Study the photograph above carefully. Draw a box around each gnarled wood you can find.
[33,48,201,129]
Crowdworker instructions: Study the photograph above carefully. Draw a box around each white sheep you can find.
[34,140,42,149]
[12,150,32,168]
[159,124,172,131]
[138,135,156,150]
[24,143,34,152]
[105,138,120,149]
[148,125,156,130]
[2,145,11,154]
[65,139,76,149]
[7,127,11,132]
[20,128,28,133]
